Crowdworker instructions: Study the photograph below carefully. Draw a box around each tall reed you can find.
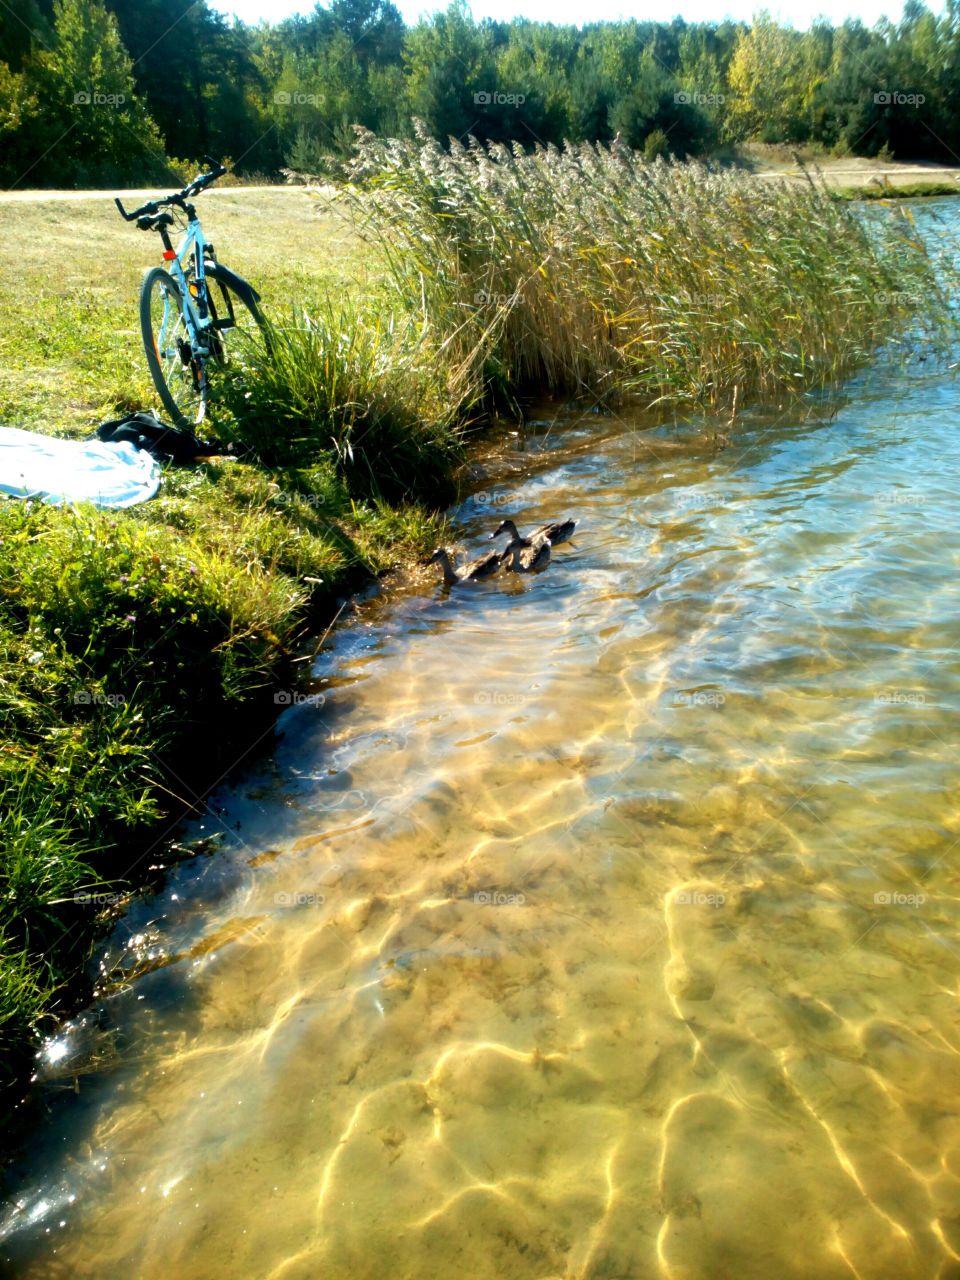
[337,123,954,410]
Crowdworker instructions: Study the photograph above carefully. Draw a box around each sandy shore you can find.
[747,153,960,189]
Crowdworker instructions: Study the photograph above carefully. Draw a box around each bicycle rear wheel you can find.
[140,266,207,427]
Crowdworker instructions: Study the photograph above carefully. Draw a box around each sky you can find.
[209,0,914,31]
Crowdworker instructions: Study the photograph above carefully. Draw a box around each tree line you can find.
[1,0,958,187]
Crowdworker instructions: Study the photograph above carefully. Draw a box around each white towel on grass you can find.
[0,427,160,509]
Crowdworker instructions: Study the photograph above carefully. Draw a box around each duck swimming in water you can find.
[500,534,551,573]
[426,546,503,585]
[490,517,577,547]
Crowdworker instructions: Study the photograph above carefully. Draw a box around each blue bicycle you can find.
[116,158,264,427]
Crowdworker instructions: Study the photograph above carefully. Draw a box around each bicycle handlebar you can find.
[115,157,228,223]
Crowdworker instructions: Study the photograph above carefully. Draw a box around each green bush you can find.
[220,304,472,503]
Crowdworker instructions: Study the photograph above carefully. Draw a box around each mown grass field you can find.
[0,188,378,433]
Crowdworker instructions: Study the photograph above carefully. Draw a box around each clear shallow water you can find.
[4,221,960,1280]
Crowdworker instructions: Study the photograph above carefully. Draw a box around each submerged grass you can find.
[335,124,954,411]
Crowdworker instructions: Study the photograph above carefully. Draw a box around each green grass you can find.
[833,181,960,201]
[218,304,474,503]
[0,189,381,434]
[0,466,444,1095]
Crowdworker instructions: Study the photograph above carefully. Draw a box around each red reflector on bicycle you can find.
[162,249,176,261]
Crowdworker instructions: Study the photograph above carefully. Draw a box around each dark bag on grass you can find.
[96,412,220,466]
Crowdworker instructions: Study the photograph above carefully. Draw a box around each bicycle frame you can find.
[160,216,216,357]
[117,159,265,426]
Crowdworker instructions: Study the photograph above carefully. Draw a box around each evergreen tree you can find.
[3,0,167,186]
[403,3,496,142]
[0,0,52,70]
[104,0,267,165]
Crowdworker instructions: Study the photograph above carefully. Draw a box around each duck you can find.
[426,546,503,585]
[489,517,577,547]
[500,534,551,573]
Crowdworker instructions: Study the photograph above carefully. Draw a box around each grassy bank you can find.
[0,465,444,1090]
[0,188,455,1102]
[0,145,953,1113]
[834,181,960,200]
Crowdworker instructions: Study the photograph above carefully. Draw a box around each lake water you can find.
[3,201,960,1280]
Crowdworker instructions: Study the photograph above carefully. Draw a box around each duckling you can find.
[490,517,577,547]
[426,546,502,585]
[500,534,551,573]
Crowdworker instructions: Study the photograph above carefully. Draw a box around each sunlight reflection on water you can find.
[4,208,960,1280]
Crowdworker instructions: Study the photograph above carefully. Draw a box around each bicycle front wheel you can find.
[140,266,207,427]
[205,265,265,369]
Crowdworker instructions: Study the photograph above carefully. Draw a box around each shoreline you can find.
[1,154,953,1155]
[0,508,449,1161]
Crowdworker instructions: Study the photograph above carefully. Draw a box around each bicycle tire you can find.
[139,266,206,428]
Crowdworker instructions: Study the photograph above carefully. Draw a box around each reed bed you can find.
[337,123,954,410]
